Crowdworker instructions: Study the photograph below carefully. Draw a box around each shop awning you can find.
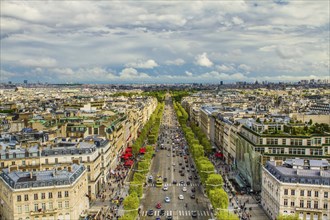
[215,152,223,158]
[139,148,146,154]
[124,160,134,167]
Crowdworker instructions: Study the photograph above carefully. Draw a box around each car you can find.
[178,194,184,200]
[190,194,195,199]
[186,164,189,167]
[179,170,182,173]
[186,181,191,185]
[156,203,161,209]
[148,175,153,180]
[188,176,192,180]
[181,166,185,170]
[173,180,177,184]
[163,185,168,191]
[165,197,170,203]
[147,210,154,216]
[163,177,167,182]
[179,162,182,166]
[156,217,161,220]
[173,155,175,157]
[180,180,185,184]
[180,173,185,176]
[182,187,187,192]
[166,216,173,220]
[191,211,198,218]
[160,209,165,216]
[194,175,198,180]
[187,168,190,172]
[191,165,194,168]
[167,154,170,157]
[191,187,196,193]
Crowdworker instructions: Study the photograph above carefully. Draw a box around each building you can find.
[261,159,330,220]
[0,164,89,220]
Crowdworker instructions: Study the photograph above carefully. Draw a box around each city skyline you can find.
[1,0,329,84]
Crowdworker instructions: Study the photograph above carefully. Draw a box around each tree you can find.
[129,182,143,197]
[133,172,145,183]
[256,118,261,123]
[216,210,239,220]
[123,192,139,210]
[205,174,224,195]
[308,119,313,125]
[276,214,299,220]
[209,188,228,209]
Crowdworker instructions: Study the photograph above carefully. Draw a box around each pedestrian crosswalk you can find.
[147,183,199,187]
[141,210,210,217]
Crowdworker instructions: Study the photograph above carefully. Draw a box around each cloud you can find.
[185,71,193,76]
[216,64,235,72]
[125,59,158,69]
[195,53,213,67]
[232,16,244,25]
[276,45,304,59]
[165,58,185,66]
[19,58,57,68]
[238,64,251,72]
[119,68,150,78]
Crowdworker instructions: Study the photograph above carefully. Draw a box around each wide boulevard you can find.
[139,94,212,220]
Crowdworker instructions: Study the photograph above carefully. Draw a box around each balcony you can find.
[30,208,58,216]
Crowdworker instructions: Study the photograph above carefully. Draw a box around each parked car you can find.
[191,211,198,218]
[147,210,154,216]
[165,196,171,203]
[182,187,187,192]
[178,194,184,200]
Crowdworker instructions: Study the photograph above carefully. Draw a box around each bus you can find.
[156,178,163,188]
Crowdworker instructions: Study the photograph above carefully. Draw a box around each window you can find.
[22,160,26,165]
[313,138,321,145]
[282,139,286,145]
[315,191,319,197]
[65,201,69,208]
[49,202,53,210]
[307,191,312,197]
[314,201,318,209]
[291,189,295,196]
[41,203,46,211]
[64,191,69,197]
[324,192,328,198]
[17,205,22,214]
[58,191,62,198]
[45,159,48,164]
[12,161,16,165]
[284,189,288,195]
[290,139,302,146]
[17,195,22,202]
[41,193,45,199]
[324,203,328,209]
[325,138,330,144]
[34,204,38,212]
[58,202,62,209]
[25,205,29,213]
[291,201,295,207]
[48,192,52,199]
[300,190,304,196]
[34,193,38,200]
[24,194,29,201]
[307,201,311,208]
[300,200,304,208]
[55,158,58,163]
[284,199,288,206]
[307,140,311,146]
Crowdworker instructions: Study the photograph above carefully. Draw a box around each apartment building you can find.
[236,119,330,191]
[0,164,89,220]
[262,159,330,220]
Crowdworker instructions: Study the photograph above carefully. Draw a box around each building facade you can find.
[262,159,330,220]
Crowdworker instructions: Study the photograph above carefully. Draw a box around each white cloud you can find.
[19,58,57,68]
[195,53,213,67]
[185,71,193,76]
[238,64,251,72]
[125,59,158,69]
[276,45,304,59]
[259,45,277,52]
[216,64,235,72]
[232,16,244,25]
[165,58,185,66]
[119,68,150,78]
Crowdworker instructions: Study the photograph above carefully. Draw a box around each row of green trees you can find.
[119,101,164,220]
[173,101,237,220]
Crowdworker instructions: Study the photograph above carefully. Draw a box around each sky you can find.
[1,0,329,84]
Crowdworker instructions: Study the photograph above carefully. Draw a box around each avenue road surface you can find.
[139,94,212,220]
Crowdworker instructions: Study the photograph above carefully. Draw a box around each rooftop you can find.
[0,164,85,189]
[264,160,330,186]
